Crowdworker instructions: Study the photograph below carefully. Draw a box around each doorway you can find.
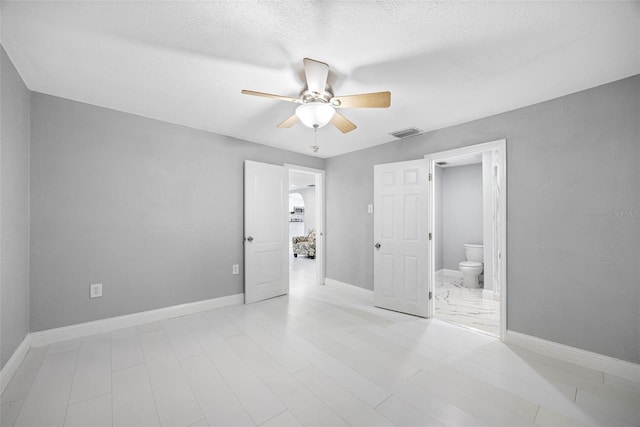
[286,165,325,290]
[427,139,507,339]
[244,161,324,305]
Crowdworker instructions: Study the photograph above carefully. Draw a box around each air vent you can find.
[389,127,424,139]
[436,162,448,166]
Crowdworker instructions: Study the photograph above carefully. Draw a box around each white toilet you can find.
[459,244,484,288]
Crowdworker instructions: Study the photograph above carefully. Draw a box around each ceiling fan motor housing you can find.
[300,87,334,104]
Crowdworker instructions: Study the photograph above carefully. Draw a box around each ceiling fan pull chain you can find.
[311,128,320,153]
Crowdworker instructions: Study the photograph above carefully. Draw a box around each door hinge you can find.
[428,173,432,181]
[428,232,432,240]
[429,291,433,300]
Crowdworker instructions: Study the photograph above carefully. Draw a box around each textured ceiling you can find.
[1,1,638,158]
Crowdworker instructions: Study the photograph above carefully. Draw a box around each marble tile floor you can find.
[2,276,639,426]
[435,273,500,337]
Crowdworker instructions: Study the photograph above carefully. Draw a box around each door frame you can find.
[285,164,325,285]
[425,139,507,340]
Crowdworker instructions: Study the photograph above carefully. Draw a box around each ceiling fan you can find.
[241,58,391,134]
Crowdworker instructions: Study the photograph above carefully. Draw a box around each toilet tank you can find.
[464,244,484,262]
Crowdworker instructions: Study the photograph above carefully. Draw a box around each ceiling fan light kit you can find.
[241,58,391,134]
[295,102,335,129]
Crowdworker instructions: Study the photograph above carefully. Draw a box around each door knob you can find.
[375,242,381,249]
[247,236,254,242]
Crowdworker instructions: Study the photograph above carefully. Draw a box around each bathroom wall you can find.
[29,93,324,331]
[441,163,484,270]
[325,75,640,364]
[0,46,31,369]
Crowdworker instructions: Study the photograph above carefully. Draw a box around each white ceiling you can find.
[1,1,638,158]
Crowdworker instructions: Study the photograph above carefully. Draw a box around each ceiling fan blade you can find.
[303,58,329,95]
[331,91,391,108]
[241,90,301,103]
[277,114,299,128]
[331,113,357,134]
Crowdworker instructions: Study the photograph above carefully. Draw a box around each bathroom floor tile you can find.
[435,273,500,336]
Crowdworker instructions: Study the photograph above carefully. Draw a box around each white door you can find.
[374,159,430,317]
[244,160,289,304]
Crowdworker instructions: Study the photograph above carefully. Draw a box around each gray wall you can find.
[441,164,483,270]
[30,93,323,331]
[297,187,316,234]
[326,75,640,364]
[0,46,31,368]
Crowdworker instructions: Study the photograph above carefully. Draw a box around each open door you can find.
[374,159,430,317]
[244,160,289,304]
[286,165,326,286]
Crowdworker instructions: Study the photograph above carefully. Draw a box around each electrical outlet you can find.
[90,283,103,298]
[232,264,239,275]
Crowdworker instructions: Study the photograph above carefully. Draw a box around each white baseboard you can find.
[0,335,31,395]
[30,293,244,347]
[324,278,373,295]
[505,331,640,382]
[437,268,462,278]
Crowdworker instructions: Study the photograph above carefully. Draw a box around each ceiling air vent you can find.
[389,127,424,139]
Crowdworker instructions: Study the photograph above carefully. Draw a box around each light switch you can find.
[367,204,373,214]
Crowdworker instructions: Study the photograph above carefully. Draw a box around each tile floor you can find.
[2,259,639,426]
[435,273,500,337]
